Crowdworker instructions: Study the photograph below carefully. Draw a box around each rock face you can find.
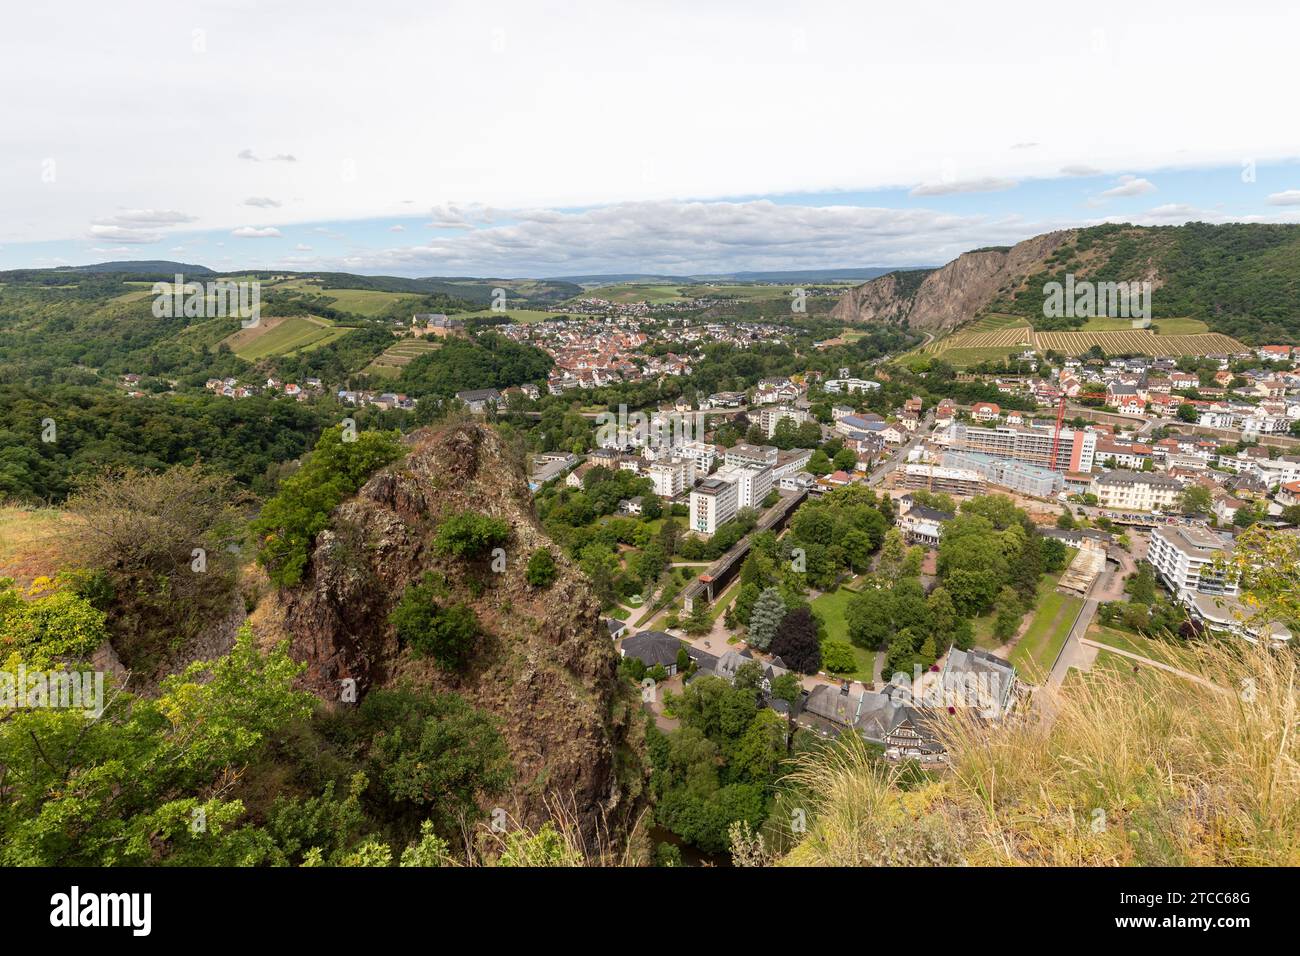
[253,422,647,849]
[832,229,1075,331]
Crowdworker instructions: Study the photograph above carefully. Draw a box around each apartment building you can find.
[674,440,717,474]
[713,463,773,509]
[689,477,739,535]
[945,422,1097,473]
[647,457,696,498]
[1090,471,1183,512]
[942,450,1063,497]
[1148,525,1238,601]
[724,443,779,469]
[753,405,809,438]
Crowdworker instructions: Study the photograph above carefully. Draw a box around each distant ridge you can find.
[61,260,216,276]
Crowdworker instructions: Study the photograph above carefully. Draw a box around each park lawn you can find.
[811,587,876,682]
[1009,588,1083,679]
[1085,623,1198,670]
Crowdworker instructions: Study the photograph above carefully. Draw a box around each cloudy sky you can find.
[3,0,1299,276]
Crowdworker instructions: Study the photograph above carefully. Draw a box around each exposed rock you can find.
[253,421,648,849]
[832,229,1075,331]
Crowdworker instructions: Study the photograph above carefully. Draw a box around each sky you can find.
[3,0,1300,277]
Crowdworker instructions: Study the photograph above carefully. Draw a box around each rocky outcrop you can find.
[832,230,1075,331]
[252,421,647,849]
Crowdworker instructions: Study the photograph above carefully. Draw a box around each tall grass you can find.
[782,641,1299,866]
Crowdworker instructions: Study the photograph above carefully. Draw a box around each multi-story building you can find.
[713,463,773,509]
[1090,471,1183,512]
[689,477,739,535]
[940,450,1060,497]
[772,448,813,480]
[945,422,1096,473]
[647,457,696,498]
[900,462,987,497]
[753,405,809,438]
[1148,525,1238,601]
[674,440,717,474]
[723,443,779,470]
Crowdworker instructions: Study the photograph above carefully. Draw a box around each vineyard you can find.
[1032,329,1246,356]
[924,324,1246,360]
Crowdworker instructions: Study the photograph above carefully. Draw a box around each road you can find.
[865,412,933,487]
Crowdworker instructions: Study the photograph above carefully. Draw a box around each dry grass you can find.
[782,640,1299,866]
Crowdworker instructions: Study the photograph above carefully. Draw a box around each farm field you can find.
[221,314,355,361]
[269,278,421,317]
[363,338,441,378]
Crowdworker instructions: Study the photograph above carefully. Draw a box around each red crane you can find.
[1049,393,1068,471]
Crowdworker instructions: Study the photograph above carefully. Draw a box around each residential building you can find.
[723,443,778,469]
[1148,525,1238,602]
[753,404,809,438]
[1090,471,1183,512]
[647,457,696,497]
[945,422,1097,473]
[455,387,502,413]
[713,462,773,509]
[689,477,740,534]
[899,462,987,497]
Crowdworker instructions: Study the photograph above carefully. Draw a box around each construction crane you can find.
[1049,393,1068,472]
[1049,391,1110,472]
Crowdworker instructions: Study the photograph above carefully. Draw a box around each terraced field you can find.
[1033,329,1245,356]
[363,338,441,379]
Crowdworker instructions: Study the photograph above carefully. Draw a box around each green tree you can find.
[252,426,404,587]
[746,587,786,651]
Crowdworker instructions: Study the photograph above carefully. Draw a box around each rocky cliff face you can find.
[832,230,1075,331]
[251,421,648,849]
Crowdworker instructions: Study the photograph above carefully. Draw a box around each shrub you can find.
[389,576,479,668]
[0,577,109,667]
[433,511,511,560]
[525,548,557,588]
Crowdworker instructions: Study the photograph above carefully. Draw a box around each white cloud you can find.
[910,177,1018,197]
[1060,164,1103,177]
[325,198,1049,276]
[295,243,313,251]
[1098,175,1157,199]
[1146,203,1198,219]
[389,224,405,232]
[244,197,282,208]
[231,226,283,239]
[1266,189,1300,206]
[3,1,1300,254]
